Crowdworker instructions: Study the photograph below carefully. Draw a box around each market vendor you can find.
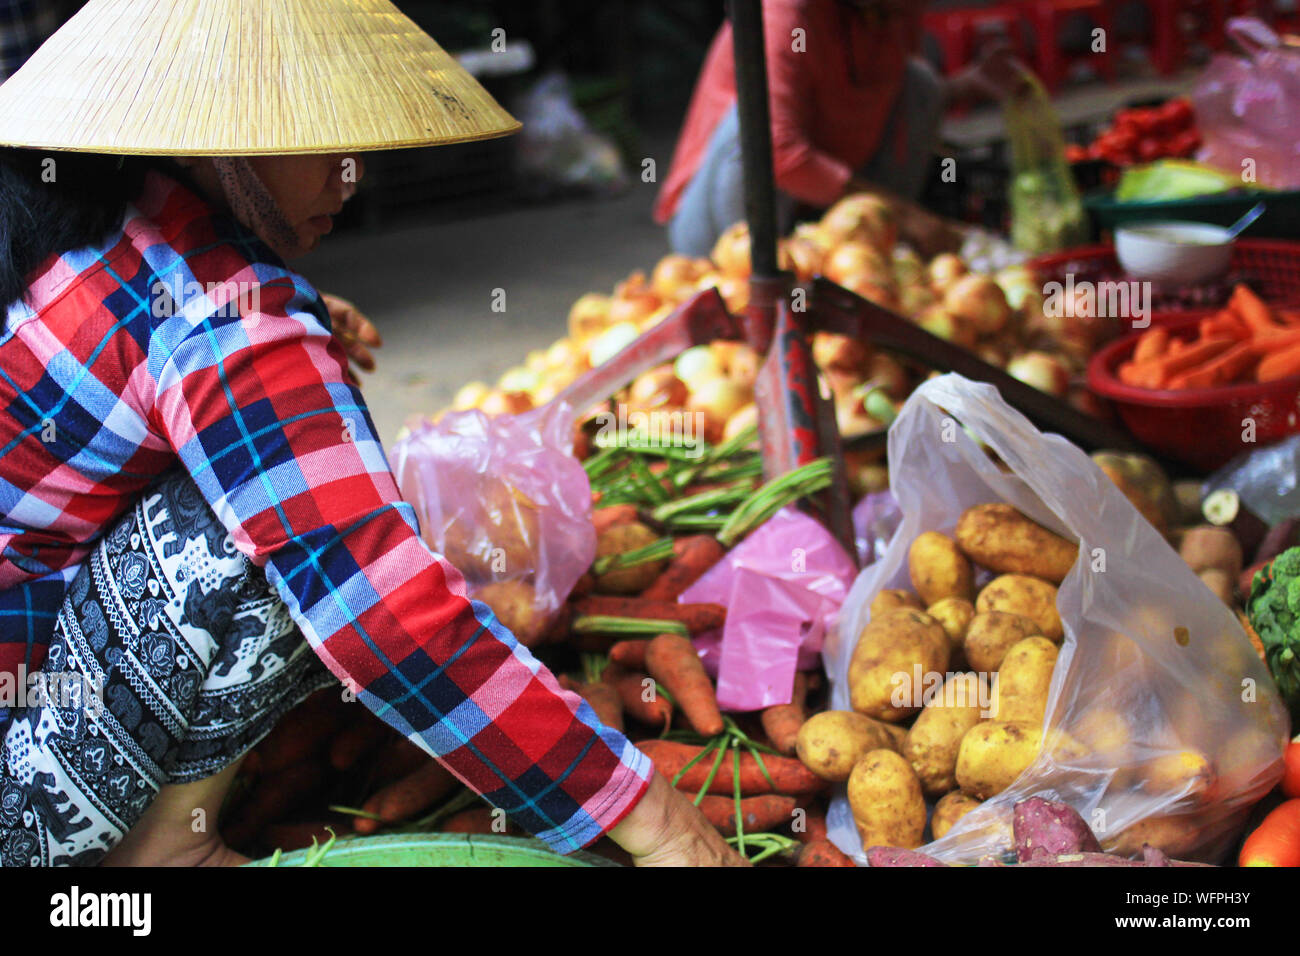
[0,0,742,867]
[656,0,1028,258]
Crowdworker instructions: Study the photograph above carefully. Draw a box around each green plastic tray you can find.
[245,832,621,868]
[1084,187,1300,238]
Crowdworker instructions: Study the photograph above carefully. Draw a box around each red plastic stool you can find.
[922,4,1030,77]
[1145,0,1276,75]
[1026,0,1117,92]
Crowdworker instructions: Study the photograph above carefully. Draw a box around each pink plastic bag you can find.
[1192,18,1300,189]
[388,401,595,638]
[682,507,856,711]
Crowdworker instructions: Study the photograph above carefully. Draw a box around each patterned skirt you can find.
[0,471,335,866]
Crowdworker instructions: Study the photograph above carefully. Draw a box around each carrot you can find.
[644,633,723,736]
[593,503,639,535]
[641,535,727,601]
[636,739,826,796]
[608,639,650,669]
[1257,342,1300,382]
[795,808,829,845]
[1231,284,1284,334]
[573,595,726,632]
[1239,799,1300,867]
[354,760,459,834]
[796,839,856,867]
[328,713,391,771]
[1166,340,1262,389]
[1198,310,1250,341]
[571,571,596,596]
[602,662,672,728]
[760,672,810,756]
[1283,736,1300,800]
[371,737,431,786]
[1129,337,1235,389]
[253,691,348,774]
[222,761,326,849]
[558,675,624,731]
[1255,327,1300,348]
[696,794,798,836]
[1132,326,1169,362]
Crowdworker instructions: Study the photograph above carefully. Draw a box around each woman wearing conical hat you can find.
[0,0,744,867]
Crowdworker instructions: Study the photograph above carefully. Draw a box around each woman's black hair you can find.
[0,148,167,312]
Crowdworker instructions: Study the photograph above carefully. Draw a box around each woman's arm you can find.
[147,263,661,854]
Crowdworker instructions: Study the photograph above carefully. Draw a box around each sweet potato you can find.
[1013,797,1102,862]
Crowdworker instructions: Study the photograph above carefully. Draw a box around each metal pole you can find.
[728,0,780,284]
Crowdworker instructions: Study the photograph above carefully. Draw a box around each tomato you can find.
[1283,737,1300,800]
[1105,127,1139,152]
[1065,144,1089,163]
[1170,130,1201,157]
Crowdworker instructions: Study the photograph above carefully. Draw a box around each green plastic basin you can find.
[245,832,620,868]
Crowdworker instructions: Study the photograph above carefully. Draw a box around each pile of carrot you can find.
[1118,284,1300,390]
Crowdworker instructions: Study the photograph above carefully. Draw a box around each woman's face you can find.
[183,153,365,259]
[246,154,364,257]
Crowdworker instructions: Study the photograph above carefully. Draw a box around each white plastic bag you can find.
[824,374,1289,865]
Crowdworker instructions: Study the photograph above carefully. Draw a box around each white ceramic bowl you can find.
[1114,221,1235,283]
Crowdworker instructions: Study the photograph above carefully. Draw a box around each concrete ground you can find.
[296,70,1199,450]
[296,170,674,448]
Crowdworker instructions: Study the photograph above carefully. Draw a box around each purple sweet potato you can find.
[1013,797,1102,862]
[866,847,948,867]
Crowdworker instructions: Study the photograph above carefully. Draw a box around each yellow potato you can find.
[962,610,1040,674]
[990,637,1059,724]
[849,608,950,723]
[473,579,547,646]
[931,791,982,840]
[954,503,1079,583]
[593,522,667,594]
[927,597,975,658]
[869,588,924,618]
[1071,707,1131,760]
[908,532,974,606]
[903,676,988,796]
[1104,812,1203,858]
[955,720,1043,799]
[795,711,895,782]
[1137,750,1216,801]
[847,749,927,850]
[976,574,1063,642]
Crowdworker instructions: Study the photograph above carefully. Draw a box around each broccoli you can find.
[1248,545,1300,724]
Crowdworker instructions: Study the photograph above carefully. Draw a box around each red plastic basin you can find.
[1087,313,1300,472]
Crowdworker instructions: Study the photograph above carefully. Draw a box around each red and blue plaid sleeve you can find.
[147,260,650,852]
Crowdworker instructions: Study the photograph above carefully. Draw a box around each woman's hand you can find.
[608,772,750,867]
[321,293,383,384]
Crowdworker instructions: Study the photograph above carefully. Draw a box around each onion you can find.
[711,222,752,278]
[628,367,688,410]
[1007,351,1070,397]
[943,274,1011,336]
[897,282,937,317]
[674,344,725,386]
[453,381,490,410]
[916,305,977,348]
[812,331,870,374]
[525,349,549,374]
[587,321,641,367]
[927,253,968,293]
[651,254,705,299]
[498,365,539,393]
[824,241,891,285]
[839,274,899,310]
[687,376,753,424]
[723,403,760,442]
[865,352,909,399]
[479,390,533,416]
[568,292,611,342]
[780,236,825,281]
[820,193,897,251]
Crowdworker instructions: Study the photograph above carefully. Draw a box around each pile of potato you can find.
[796,500,1232,857]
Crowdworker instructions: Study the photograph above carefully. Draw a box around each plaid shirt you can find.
[0,169,650,852]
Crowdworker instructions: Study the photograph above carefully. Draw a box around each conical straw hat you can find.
[0,0,520,155]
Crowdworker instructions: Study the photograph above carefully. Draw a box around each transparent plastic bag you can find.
[388,400,595,643]
[1192,18,1300,190]
[1004,75,1088,255]
[824,374,1289,865]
